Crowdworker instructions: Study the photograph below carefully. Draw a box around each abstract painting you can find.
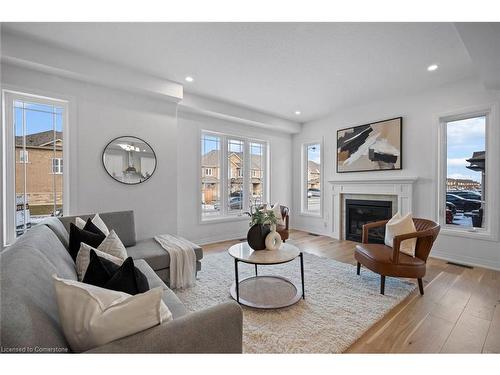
[337,117,402,173]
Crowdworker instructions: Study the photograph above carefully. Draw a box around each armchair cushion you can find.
[355,243,426,278]
[263,203,285,225]
[384,213,417,257]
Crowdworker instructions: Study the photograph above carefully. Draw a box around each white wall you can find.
[1,63,179,241]
[177,111,293,244]
[292,79,500,270]
[1,62,294,245]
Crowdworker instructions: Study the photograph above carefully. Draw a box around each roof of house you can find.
[15,130,63,148]
[202,150,263,169]
[308,160,320,173]
[466,151,485,162]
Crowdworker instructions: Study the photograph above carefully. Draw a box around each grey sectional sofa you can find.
[58,211,204,283]
[0,212,242,353]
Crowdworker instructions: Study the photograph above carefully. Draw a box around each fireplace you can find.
[345,199,392,243]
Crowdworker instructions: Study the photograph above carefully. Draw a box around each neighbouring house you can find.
[15,130,63,216]
[466,150,486,211]
[446,177,481,191]
[201,150,263,206]
[308,160,321,190]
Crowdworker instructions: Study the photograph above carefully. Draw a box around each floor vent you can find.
[308,233,320,236]
[447,261,473,269]
[239,238,247,242]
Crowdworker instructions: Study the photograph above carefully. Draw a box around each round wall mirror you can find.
[102,136,157,184]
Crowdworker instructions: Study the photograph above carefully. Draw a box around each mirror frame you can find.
[101,135,157,185]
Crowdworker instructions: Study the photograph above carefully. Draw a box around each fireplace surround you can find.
[328,177,417,240]
[345,199,392,243]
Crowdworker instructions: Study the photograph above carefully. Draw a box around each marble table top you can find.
[228,242,300,264]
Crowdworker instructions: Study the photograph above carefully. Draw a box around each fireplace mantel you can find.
[328,176,418,240]
[327,176,418,185]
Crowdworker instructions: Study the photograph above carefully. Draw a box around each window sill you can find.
[440,226,499,242]
[199,215,249,225]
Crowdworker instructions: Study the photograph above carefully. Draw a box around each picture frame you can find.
[336,117,402,173]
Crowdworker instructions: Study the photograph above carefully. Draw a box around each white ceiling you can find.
[1,23,479,122]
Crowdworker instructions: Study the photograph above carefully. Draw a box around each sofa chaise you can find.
[58,210,204,283]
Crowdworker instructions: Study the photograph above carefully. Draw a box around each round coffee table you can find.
[228,242,305,309]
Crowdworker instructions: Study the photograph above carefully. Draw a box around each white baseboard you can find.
[430,249,500,271]
[289,225,330,237]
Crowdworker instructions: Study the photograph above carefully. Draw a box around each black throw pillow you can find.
[83,218,106,237]
[68,223,106,261]
[82,249,120,286]
[83,251,150,295]
[104,257,150,295]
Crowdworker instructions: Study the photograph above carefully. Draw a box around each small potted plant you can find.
[245,203,278,250]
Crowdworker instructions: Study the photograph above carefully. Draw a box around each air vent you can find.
[308,233,320,236]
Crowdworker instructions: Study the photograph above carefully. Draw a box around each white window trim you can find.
[19,150,29,163]
[199,130,269,223]
[437,104,499,242]
[51,158,63,175]
[227,136,246,214]
[301,140,323,217]
[2,90,70,246]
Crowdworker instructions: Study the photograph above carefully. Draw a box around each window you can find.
[201,134,221,218]
[51,158,63,174]
[250,142,265,205]
[303,143,321,215]
[440,112,488,232]
[19,150,29,163]
[201,131,267,220]
[227,138,244,212]
[3,91,67,245]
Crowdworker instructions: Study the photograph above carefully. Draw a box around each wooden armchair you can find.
[354,218,440,295]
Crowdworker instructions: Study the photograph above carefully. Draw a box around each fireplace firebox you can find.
[345,199,392,243]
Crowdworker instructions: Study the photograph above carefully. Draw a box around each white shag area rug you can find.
[175,251,415,353]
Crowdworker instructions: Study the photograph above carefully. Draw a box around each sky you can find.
[14,101,63,137]
[308,144,321,164]
[446,116,485,183]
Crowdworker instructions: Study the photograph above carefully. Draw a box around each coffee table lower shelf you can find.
[230,275,303,309]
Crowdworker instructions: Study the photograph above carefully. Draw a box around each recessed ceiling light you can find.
[185,76,194,82]
[295,110,301,115]
[427,64,438,72]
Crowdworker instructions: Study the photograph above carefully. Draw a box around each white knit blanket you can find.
[154,234,197,289]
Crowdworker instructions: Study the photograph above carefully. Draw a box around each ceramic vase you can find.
[265,224,283,251]
[247,224,271,250]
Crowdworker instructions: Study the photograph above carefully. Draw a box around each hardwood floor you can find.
[203,229,500,353]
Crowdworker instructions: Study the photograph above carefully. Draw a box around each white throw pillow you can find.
[384,212,417,257]
[75,243,124,281]
[75,213,110,236]
[269,203,285,226]
[75,217,86,230]
[97,230,128,260]
[53,275,172,352]
[92,213,110,236]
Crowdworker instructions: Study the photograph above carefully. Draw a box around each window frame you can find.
[437,106,498,241]
[301,141,323,217]
[51,158,63,175]
[19,149,29,163]
[2,90,70,246]
[199,130,268,223]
